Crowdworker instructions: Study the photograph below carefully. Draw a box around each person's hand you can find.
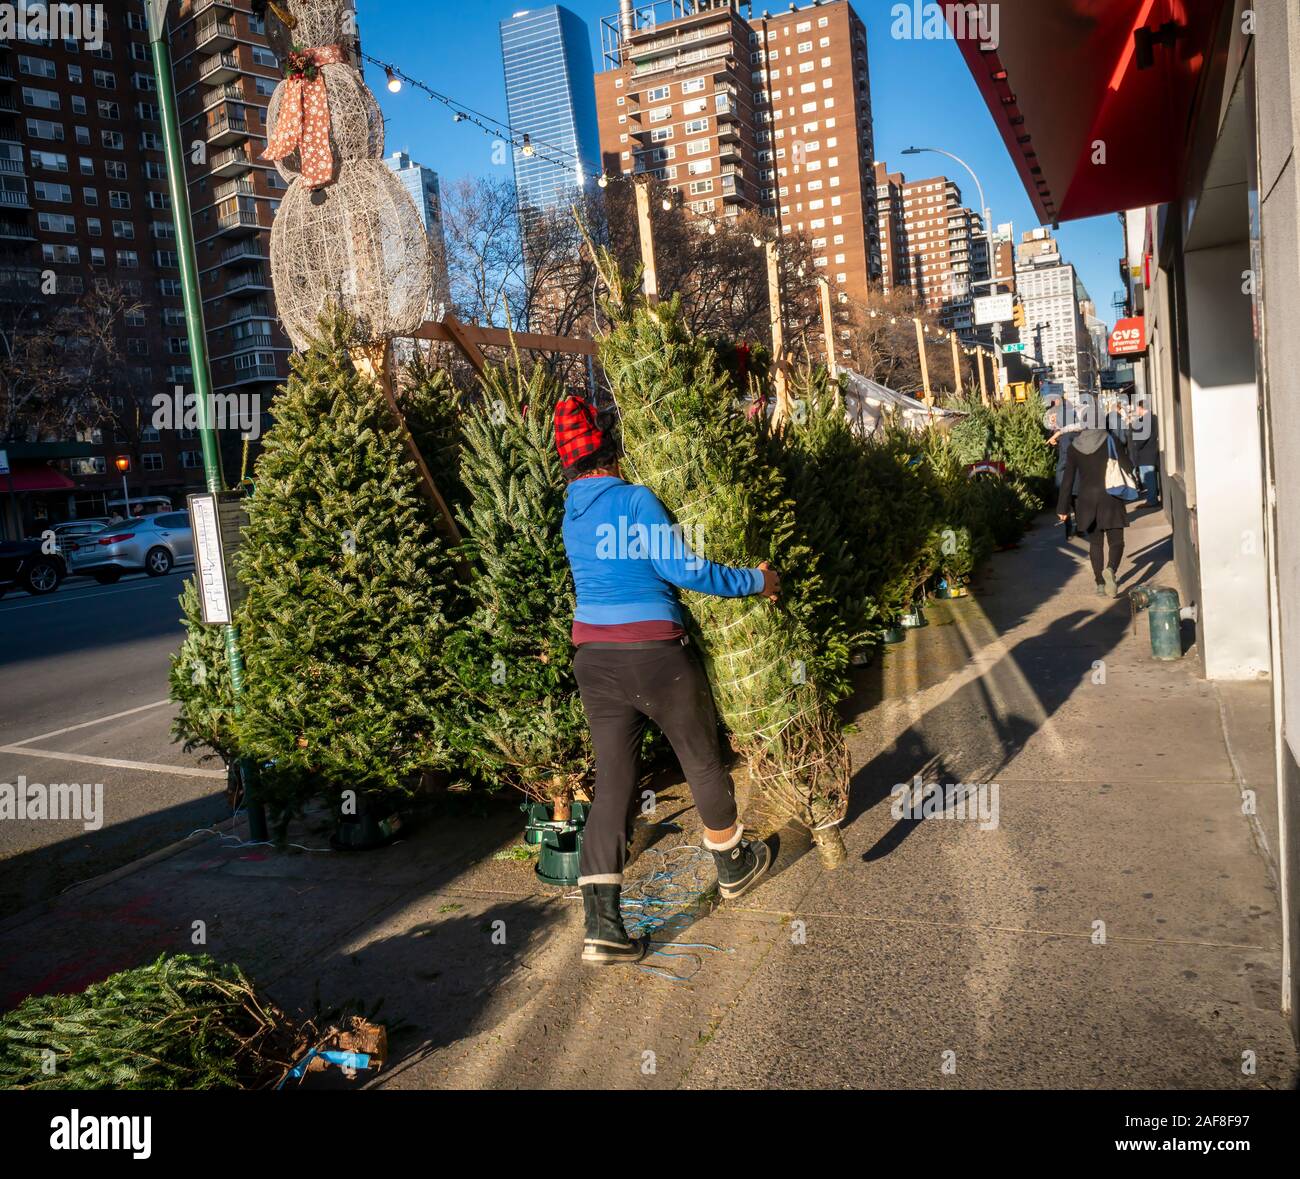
[757,561,781,602]
[1057,514,1069,523]
[1047,432,1062,447]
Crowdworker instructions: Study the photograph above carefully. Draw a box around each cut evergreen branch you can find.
[0,954,304,1090]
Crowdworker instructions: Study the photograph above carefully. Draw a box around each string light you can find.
[384,66,401,94]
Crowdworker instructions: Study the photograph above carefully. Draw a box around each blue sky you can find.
[361,0,1124,329]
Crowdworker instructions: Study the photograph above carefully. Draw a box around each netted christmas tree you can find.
[593,251,848,867]
[234,313,462,813]
[443,357,590,813]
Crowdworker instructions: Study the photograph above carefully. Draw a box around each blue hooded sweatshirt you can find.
[562,476,763,628]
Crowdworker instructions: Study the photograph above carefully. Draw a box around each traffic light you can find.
[1012,300,1026,330]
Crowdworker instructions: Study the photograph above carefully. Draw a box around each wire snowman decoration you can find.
[262,0,433,353]
[259,0,461,548]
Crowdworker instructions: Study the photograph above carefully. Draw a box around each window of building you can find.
[19,55,57,78]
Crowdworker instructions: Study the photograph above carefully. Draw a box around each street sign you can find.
[1109,316,1147,356]
[0,449,9,476]
[1002,343,1026,353]
[188,491,248,625]
[973,293,1015,326]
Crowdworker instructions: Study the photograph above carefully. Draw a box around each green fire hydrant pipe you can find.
[1147,587,1182,661]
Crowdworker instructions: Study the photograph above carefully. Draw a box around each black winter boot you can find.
[581,883,646,966]
[707,828,772,900]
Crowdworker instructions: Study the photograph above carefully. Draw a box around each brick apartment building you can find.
[0,0,291,535]
[594,0,880,302]
[873,161,992,338]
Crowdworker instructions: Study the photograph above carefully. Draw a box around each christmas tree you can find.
[443,358,590,813]
[234,313,462,813]
[170,579,239,768]
[593,251,849,866]
[400,352,472,520]
[766,363,862,701]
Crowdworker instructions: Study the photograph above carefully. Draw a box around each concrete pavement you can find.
[0,510,1294,1088]
[0,572,227,916]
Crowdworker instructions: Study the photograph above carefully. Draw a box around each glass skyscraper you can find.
[499,6,602,216]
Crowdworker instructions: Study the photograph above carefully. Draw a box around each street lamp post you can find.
[904,145,1005,394]
[147,0,267,842]
[114,455,130,512]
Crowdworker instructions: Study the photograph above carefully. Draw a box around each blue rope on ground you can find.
[619,845,731,981]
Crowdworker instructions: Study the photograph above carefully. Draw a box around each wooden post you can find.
[976,347,990,407]
[818,277,838,379]
[351,340,466,563]
[914,317,932,406]
[766,240,791,423]
[950,332,963,397]
[634,182,659,306]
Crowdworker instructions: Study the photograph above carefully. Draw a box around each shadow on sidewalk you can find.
[291,896,564,1082]
[842,513,1177,864]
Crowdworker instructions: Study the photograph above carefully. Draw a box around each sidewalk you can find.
[1,510,1295,1088]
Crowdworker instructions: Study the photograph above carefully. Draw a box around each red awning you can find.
[3,463,79,493]
[951,0,1228,223]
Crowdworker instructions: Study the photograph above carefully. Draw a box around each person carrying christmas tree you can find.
[556,394,778,966]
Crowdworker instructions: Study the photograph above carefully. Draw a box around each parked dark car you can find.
[0,539,66,598]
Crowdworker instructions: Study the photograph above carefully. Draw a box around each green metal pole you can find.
[149,1,267,842]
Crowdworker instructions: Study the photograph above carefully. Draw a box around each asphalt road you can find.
[0,571,229,917]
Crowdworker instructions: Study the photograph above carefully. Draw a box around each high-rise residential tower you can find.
[500,6,603,218]
[0,0,295,524]
[873,161,991,337]
[594,0,880,302]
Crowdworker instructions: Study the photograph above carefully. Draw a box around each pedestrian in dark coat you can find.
[1056,428,1136,598]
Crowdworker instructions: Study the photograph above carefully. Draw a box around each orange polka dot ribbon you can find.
[262,45,346,190]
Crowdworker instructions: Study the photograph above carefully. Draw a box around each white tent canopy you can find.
[838,370,963,437]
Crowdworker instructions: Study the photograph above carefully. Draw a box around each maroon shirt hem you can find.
[572,620,685,645]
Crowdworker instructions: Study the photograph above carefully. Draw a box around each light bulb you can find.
[385,68,401,94]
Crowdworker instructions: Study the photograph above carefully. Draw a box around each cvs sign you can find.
[1109,317,1147,356]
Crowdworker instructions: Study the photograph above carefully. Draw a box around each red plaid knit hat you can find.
[554,395,607,469]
